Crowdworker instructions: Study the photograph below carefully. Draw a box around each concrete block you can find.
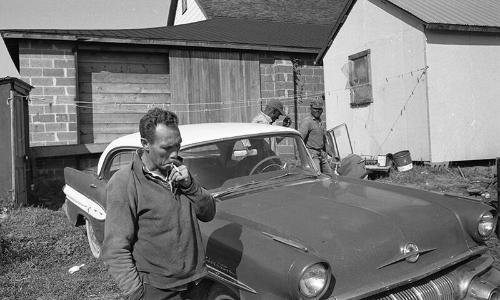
[31,132,56,142]
[57,132,77,141]
[275,74,285,82]
[275,65,293,73]
[65,87,76,96]
[43,86,66,96]
[44,104,67,114]
[21,68,43,76]
[30,123,46,132]
[30,59,53,68]
[55,114,70,122]
[46,123,68,132]
[54,59,75,68]
[33,114,55,122]
[55,77,75,86]
[31,77,54,86]
[42,68,64,77]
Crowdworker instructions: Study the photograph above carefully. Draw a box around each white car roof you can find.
[97,122,299,174]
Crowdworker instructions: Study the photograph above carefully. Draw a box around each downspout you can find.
[422,28,432,162]
[73,45,79,144]
[72,45,81,170]
[291,58,300,130]
[293,67,298,130]
[9,89,16,205]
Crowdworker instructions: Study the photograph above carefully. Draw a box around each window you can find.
[104,150,135,180]
[348,49,372,106]
[182,0,187,14]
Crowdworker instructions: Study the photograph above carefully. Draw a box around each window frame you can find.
[348,49,373,107]
[100,147,137,180]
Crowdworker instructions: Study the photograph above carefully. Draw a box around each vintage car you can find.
[63,122,500,300]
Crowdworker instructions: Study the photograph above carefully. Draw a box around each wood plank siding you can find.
[170,49,260,124]
[78,51,170,143]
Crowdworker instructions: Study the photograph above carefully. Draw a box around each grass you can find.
[0,208,120,300]
[0,164,497,299]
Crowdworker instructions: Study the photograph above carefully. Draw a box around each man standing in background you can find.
[252,99,291,127]
[299,98,332,176]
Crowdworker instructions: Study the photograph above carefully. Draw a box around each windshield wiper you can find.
[212,170,316,199]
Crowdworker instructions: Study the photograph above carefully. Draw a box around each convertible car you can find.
[63,122,500,300]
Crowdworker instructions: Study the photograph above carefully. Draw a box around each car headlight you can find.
[299,263,329,298]
[478,211,495,238]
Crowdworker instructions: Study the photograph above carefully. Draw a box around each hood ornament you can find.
[377,243,436,269]
[403,243,420,263]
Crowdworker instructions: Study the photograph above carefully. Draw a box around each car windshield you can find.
[180,133,317,191]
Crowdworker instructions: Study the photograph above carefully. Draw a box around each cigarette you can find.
[172,164,180,173]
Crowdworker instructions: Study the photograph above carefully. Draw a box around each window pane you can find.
[107,151,134,179]
[349,50,372,105]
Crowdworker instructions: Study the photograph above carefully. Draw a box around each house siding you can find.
[174,0,206,25]
[425,30,500,161]
[19,40,78,147]
[322,0,430,160]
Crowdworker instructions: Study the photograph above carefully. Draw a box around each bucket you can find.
[393,150,413,172]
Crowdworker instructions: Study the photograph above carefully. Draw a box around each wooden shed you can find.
[0,77,32,206]
[1,19,330,206]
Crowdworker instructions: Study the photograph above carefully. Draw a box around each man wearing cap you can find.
[299,98,332,176]
[251,99,291,127]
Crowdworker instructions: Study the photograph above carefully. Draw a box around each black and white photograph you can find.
[0,0,499,299]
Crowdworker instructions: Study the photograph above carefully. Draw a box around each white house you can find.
[316,0,500,162]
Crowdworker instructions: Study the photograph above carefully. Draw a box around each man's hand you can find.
[168,165,192,187]
[282,116,292,127]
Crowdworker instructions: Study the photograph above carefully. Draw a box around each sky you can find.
[0,0,171,77]
[0,0,171,29]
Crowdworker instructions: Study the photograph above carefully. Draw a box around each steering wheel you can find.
[249,155,283,175]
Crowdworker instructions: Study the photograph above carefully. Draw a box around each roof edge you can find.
[314,0,356,65]
[1,32,321,54]
[425,23,500,33]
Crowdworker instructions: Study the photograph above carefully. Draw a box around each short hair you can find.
[139,107,179,143]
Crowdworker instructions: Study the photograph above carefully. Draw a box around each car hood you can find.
[217,177,478,297]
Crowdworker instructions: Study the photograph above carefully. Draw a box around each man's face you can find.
[270,109,282,122]
[311,107,323,119]
[142,124,182,172]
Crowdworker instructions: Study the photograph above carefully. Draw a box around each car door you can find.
[325,123,353,161]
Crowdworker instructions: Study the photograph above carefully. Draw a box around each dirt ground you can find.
[0,163,498,299]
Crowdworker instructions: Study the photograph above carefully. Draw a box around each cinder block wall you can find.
[259,54,325,129]
[19,40,78,146]
[17,40,82,208]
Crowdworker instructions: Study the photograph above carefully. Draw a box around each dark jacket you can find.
[102,151,216,298]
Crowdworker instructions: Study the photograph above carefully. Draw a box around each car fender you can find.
[201,213,332,300]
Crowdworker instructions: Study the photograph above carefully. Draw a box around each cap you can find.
[310,98,324,109]
[267,99,286,116]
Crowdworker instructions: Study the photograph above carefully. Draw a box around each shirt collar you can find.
[136,149,169,182]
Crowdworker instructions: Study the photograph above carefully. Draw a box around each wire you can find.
[378,66,428,150]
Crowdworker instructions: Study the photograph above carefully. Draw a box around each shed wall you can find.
[18,40,77,146]
[425,31,500,161]
[0,84,13,203]
[77,51,170,143]
[322,0,430,160]
[170,49,261,123]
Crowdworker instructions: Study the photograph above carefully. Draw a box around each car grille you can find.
[373,273,457,300]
